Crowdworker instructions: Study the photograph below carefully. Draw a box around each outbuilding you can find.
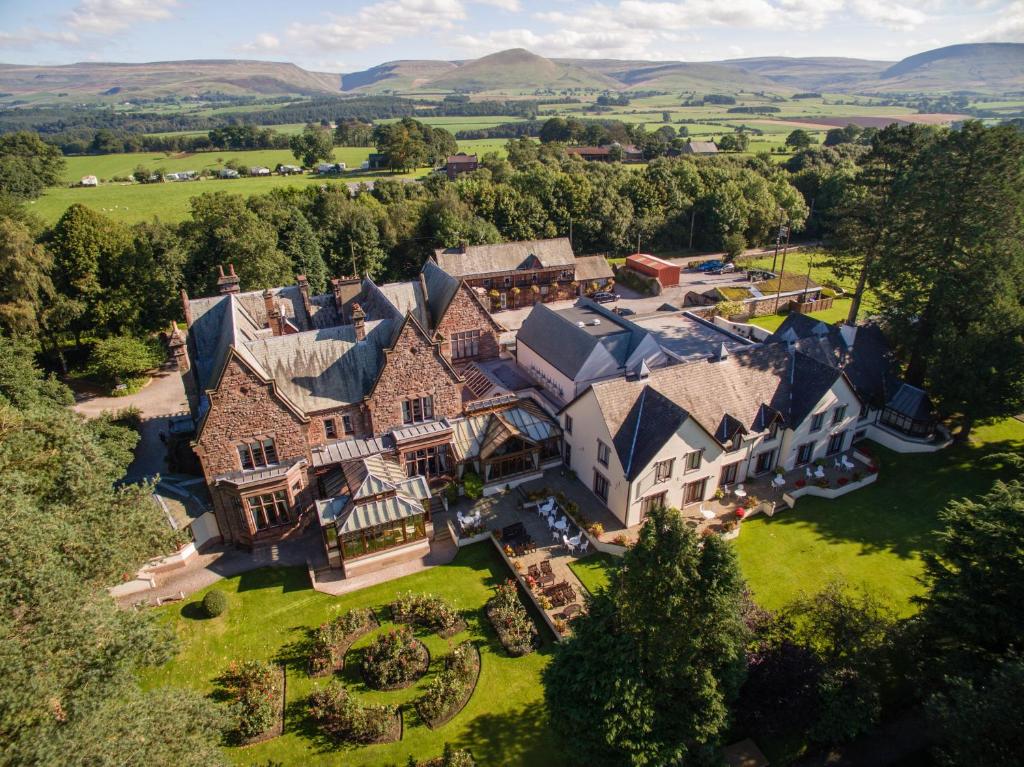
[625,253,680,288]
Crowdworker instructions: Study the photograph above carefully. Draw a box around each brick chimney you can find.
[331,275,362,322]
[216,264,240,295]
[351,303,366,341]
[180,288,193,326]
[263,289,284,336]
[167,322,189,372]
[296,274,312,324]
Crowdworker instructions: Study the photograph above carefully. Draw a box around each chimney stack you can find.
[167,322,189,373]
[180,287,193,327]
[263,289,284,336]
[331,275,362,322]
[296,274,312,324]
[351,303,366,341]
[216,264,240,295]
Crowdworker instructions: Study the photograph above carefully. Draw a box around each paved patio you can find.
[438,486,595,633]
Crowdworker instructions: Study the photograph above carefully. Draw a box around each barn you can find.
[625,253,680,288]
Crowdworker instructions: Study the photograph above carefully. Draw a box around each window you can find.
[339,514,426,560]
[796,442,814,465]
[832,404,847,425]
[728,434,743,453]
[827,431,846,455]
[593,471,609,502]
[684,478,707,504]
[564,414,573,434]
[858,403,870,421]
[246,490,290,530]
[404,444,448,478]
[854,428,867,443]
[810,412,825,432]
[324,418,337,440]
[451,329,481,360]
[402,396,434,424]
[685,450,703,472]
[654,458,674,483]
[560,269,573,281]
[767,422,780,441]
[342,414,353,434]
[640,492,667,519]
[237,438,278,470]
[720,461,739,485]
[597,440,610,467]
[755,450,776,474]
[563,443,572,466]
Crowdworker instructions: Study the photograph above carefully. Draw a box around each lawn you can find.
[749,298,853,332]
[734,418,1024,615]
[142,543,562,766]
[568,553,619,595]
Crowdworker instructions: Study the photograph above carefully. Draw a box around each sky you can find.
[1,0,1022,72]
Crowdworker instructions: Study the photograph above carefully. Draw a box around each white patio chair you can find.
[578,538,590,555]
[814,466,825,478]
[699,504,716,520]
[834,458,842,469]
[562,534,576,554]
[547,515,557,530]
[842,456,855,470]
[734,483,744,494]
[805,467,813,478]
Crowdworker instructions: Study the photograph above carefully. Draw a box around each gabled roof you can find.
[433,237,575,277]
[316,453,432,535]
[421,260,461,326]
[685,141,718,153]
[573,255,615,282]
[517,300,651,380]
[450,402,560,461]
[613,387,689,480]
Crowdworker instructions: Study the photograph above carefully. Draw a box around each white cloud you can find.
[67,0,178,32]
[237,33,282,53]
[970,0,1024,40]
[284,0,467,52]
[849,0,927,29]
[473,0,522,10]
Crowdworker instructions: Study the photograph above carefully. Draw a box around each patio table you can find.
[554,518,568,532]
[771,476,785,487]
[734,489,747,499]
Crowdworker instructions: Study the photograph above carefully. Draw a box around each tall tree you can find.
[280,210,328,293]
[0,339,226,766]
[180,192,293,294]
[545,506,748,766]
[0,130,65,200]
[289,123,334,167]
[0,216,53,339]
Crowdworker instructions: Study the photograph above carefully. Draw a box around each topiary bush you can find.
[202,590,228,618]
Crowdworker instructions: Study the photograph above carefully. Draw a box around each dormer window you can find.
[237,438,278,470]
[767,422,779,441]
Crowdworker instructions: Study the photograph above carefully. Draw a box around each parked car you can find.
[708,262,736,275]
[591,291,620,303]
[747,269,777,281]
[613,306,636,316]
[697,260,724,272]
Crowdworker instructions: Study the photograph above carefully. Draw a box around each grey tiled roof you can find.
[590,345,846,475]
[422,260,461,326]
[311,435,391,467]
[517,301,649,379]
[573,255,614,281]
[434,237,575,277]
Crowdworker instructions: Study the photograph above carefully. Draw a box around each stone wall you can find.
[435,284,502,362]
[366,319,464,434]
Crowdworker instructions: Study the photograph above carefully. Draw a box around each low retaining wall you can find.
[488,534,563,641]
[864,423,952,454]
[782,470,878,507]
[712,316,772,342]
[483,471,543,496]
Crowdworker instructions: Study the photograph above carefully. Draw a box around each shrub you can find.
[588,522,604,537]
[390,592,461,635]
[723,232,747,259]
[462,470,483,500]
[486,580,537,656]
[308,682,397,744]
[363,626,427,689]
[202,590,228,618]
[309,608,374,675]
[417,642,479,725]
[90,335,163,387]
[219,660,279,740]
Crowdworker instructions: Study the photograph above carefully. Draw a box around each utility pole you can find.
[688,209,696,250]
[770,220,788,274]
[349,237,358,277]
[636,232,641,254]
[568,215,573,248]
[772,224,792,313]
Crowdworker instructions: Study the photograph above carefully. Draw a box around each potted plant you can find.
[714,487,725,500]
[735,508,746,520]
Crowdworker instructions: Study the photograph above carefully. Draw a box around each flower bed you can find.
[415,641,482,729]
[218,659,284,745]
[309,608,379,677]
[485,580,538,657]
[390,591,466,638]
[308,681,402,745]
[360,626,430,690]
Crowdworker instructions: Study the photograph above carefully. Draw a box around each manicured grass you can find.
[734,418,1024,615]
[567,553,619,595]
[749,298,853,332]
[142,543,562,766]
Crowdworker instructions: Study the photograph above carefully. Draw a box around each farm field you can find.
[144,543,562,767]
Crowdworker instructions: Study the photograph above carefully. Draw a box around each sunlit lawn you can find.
[142,543,562,767]
[568,553,619,595]
[734,418,1024,615]
[749,298,854,332]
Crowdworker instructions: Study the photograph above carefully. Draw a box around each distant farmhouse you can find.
[676,141,718,155]
[566,143,644,163]
[443,153,478,180]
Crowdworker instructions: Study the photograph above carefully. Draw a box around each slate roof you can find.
[587,345,848,479]
[422,260,461,326]
[517,300,650,380]
[684,141,718,154]
[433,237,575,277]
[573,255,615,281]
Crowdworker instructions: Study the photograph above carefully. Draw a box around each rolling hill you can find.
[0,59,340,101]
[2,43,1023,105]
